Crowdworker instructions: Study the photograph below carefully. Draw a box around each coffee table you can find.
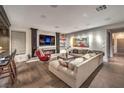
[58,54,75,60]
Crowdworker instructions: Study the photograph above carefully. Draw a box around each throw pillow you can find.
[58,59,68,67]
[89,53,96,57]
[83,54,91,59]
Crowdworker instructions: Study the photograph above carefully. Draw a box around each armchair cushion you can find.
[35,49,51,62]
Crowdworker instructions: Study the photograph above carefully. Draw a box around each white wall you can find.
[10,27,56,56]
[66,21,124,62]
[66,28,108,62]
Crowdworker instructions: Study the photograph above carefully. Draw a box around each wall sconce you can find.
[96,35,102,44]
[0,46,3,50]
[70,36,74,47]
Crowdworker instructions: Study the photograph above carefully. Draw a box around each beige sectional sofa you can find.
[49,49,103,88]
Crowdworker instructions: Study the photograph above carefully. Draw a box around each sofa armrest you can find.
[74,53,103,80]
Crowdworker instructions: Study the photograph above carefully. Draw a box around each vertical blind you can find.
[11,31,26,54]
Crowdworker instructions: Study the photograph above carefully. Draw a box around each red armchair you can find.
[35,50,51,62]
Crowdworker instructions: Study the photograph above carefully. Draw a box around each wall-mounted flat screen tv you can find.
[39,35,55,46]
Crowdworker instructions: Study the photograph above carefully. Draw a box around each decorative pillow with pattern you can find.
[89,52,96,57]
[83,54,91,59]
[58,59,68,67]
[58,58,74,67]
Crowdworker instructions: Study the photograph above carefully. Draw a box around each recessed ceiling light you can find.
[50,5,58,8]
[104,17,111,21]
[96,5,107,12]
[41,14,46,18]
[83,13,88,17]
[55,26,59,28]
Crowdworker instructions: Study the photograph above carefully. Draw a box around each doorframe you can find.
[107,27,124,58]
[107,30,113,59]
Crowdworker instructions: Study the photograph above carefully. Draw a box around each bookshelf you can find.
[60,34,66,49]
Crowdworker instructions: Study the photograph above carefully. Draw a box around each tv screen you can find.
[39,35,55,46]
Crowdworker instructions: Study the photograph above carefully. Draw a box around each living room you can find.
[1,5,124,88]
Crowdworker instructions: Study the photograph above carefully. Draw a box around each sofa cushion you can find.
[78,50,82,54]
[58,65,76,79]
[82,49,88,54]
[70,53,83,57]
[49,60,60,70]
[89,53,96,57]
[49,58,77,78]
[68,57,84,70]
[73,49,78,54]
[58,58,75,67]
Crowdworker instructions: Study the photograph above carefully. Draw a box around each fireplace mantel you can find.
[38,46,56,54]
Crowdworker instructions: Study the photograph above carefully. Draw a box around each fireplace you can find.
[39,46,56,54]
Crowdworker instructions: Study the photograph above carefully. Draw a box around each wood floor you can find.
[0,55,124,88]
[89,55,124,88]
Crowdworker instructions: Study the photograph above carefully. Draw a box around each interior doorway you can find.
[107,28,124,61]
[113,32,124,56]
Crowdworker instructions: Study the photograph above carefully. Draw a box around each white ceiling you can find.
[3,5,124,33]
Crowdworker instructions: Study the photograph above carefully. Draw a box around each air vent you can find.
[96,5,107,12]
[50,5,58,8]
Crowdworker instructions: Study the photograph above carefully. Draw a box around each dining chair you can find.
[0,49,17,85]
[10,49,17,79]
